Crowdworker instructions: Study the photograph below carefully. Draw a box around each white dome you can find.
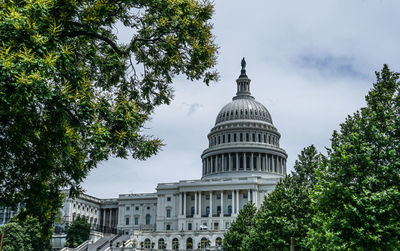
[215,97,272,125]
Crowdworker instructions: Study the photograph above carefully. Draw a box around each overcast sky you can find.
[82,0,400,198]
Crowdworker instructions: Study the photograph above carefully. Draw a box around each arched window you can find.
[145,214,150,225]
[172,238,179,250]
[228,205,232,215]
[216,237,223,247]
[186,237,193,250]
[158,238,166,249]
[201,237,209,248]
[144,238,151,248]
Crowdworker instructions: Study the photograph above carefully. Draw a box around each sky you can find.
[82,0,400,198]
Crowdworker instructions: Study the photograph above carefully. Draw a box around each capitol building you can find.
[59,59,288,250]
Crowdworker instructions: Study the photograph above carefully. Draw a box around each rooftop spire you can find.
[240,57,247,78]
[234,57,253,100]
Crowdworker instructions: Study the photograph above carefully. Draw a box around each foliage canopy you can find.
[223,202,257,251]
[243,145,323,251]
[65,216,91,248]
[0,216,41,251]
[307,65,400,250]
[0,0,218,246]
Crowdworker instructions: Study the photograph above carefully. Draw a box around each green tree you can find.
[242,145,323,251]
[306,65,400,250]
[65,216,91,248]
[0,222,31,251]
[0,0,218,247]
[0,216,41,251]
[223,203,257,251]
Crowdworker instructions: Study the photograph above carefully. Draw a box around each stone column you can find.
[236,190,240,212]
[199,192,202,216]
[236,152,239,171]
[194,192,198,215]
[220,191,224,217]
[243,152,247,170]
[251,153,254,171]
[229,153,232,171]
[231,190,235,215]
[254,190,258,207]
[209,191,213,217]
[183,192,187,217]
[284,159,287,175]
[272,155,275,172]
[214,156,217,173]
[222,154,225,172]
[179,193,182,216]
[257,153,261,171]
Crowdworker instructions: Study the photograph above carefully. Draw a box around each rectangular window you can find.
[135,206,139,210]
[217,194,221,200]
[246,133,249,141]
[125,217,129,225]
[228,194,232,199]
[234,134,237,142]
[243,194,248,199]
[167,209,171,218]
[226,222,230,229]
[223,135,225,143]
[167,197,171,201]
[188,223,192,230]
[206,195,210,200]
[166,224,171,230]
[228,134,231,142]
[240,133,243,142]
[191,196,195,201]
[252,134,255,142]
[135,217,139,225]
[126,206,130,211]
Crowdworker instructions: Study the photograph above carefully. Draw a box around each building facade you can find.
[61,59,287,249]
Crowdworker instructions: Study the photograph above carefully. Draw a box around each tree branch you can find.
[60,30,125,55]
[60,29,164,56]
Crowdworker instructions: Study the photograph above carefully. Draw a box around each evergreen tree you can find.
[243,145,323,251]
[65,216,91,248]
[306,65,400,250]
[223,203,257,251]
